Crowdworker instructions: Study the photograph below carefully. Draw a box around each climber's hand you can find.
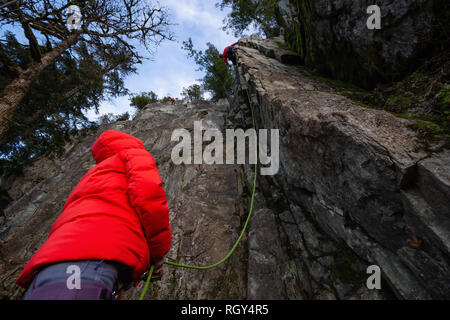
[152,256,165,275]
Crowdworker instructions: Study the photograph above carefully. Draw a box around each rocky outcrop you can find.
[0,96,390,300]
[1,35,448,300]
[277,0,449,88]
[0,100,251,300]
[231,35,450,299]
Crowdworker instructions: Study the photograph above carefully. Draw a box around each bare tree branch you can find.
[0,0,174,141]
[0,0,18,10]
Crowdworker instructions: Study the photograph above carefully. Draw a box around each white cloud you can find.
[164,0,222,28]
[85,96,134,121]
[95,1,239,119]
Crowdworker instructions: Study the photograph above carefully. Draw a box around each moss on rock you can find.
[436,86,450,115]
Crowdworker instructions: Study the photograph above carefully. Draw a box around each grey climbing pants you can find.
[24,260,121,300]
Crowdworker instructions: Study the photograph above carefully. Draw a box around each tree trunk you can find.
[0,31,82,141]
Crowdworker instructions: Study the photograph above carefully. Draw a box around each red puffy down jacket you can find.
[16,130,171,288]
[222,41,239,64]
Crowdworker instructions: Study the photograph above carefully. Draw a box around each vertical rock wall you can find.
[1,36,448,300]
[231,35,449,299]
[277,0,449,88]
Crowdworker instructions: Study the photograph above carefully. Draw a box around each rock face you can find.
[0,100,251,300]
[277,0,449,88]
[231,35,450,299]
[0,97,388,300]
[0,35,448,300]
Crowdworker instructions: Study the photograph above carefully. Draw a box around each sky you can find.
[85,0,241,121]
[1,0,247,122]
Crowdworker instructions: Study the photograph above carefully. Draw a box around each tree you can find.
[0,0,173,140]
[217,0,279,38]
[130,91,158,110]
[182,38,234,101]
[114,111,130,122]
[97,111,129,125]
[159,96,173,103]
[181,84,203,102]
[0,31,132,176]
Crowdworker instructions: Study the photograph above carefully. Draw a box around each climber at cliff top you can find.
[15,130,171,300]
[220,41,239,65]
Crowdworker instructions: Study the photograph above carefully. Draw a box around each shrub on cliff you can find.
[182,38,234,101]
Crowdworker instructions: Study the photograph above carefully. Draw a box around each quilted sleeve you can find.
[120,148,171,258]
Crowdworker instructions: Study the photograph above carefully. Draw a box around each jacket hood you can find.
[92,130,145,164]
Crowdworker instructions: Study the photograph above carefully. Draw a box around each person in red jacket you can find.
[220,41,239,65]
[16,130,171,300]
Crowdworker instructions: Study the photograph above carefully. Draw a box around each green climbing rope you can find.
[139,264,154,300]
[139,88,257,299]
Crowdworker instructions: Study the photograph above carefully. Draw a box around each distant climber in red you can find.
[16,130,171,300]
[171,97,176,105]
[220,41,239,65]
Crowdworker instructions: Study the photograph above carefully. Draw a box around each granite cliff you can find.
[0,35,449,300]
[276,0,449,88]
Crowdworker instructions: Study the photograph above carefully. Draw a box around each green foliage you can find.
[436,85,450,115]
[130,91,177,107]
[0,0,173,177]
[130,91,159,110]
[181,84,203,102]
[97,114,117,125]
[0,32,134,177]
[217,0,279,38]
[385,94,414,108]
[159,96,173,103]
[404,117,450,155]
[97,112,130,125]
[114,112,130,122]
[182,38,234,101]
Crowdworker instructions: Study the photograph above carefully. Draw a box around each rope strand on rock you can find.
[139,86,257,300]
